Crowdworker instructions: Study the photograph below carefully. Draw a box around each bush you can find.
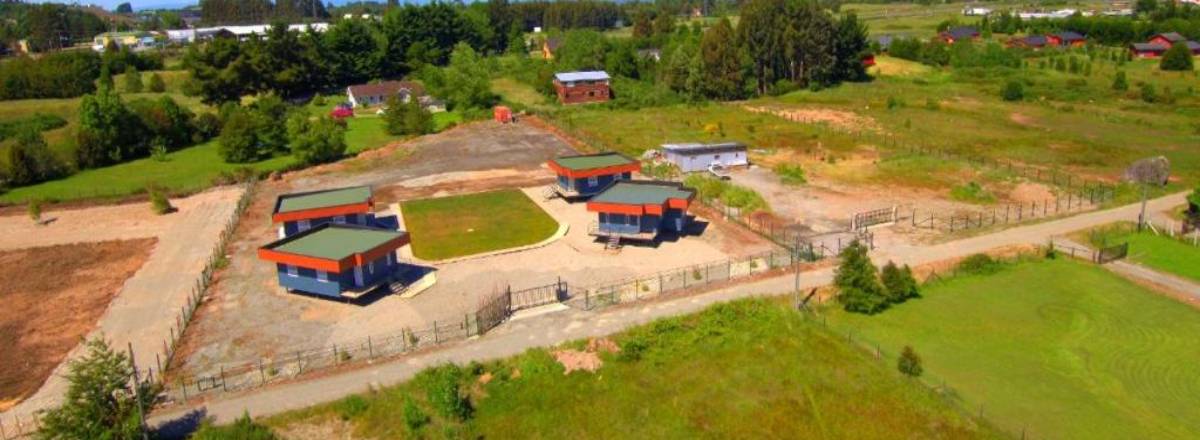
[897,346,923,377]
[192,112,222,141]
[1140,83,1157,103]
[4,128,69,186]
[0,114,68,142]
[287,112,348,166]
[147,72,166,93]
[123,66,143,93]
[774,163,806,185]
[1001,80,1024,101]
[418,364,472,421]
[148,186,174,215]
[682,174,768,213]
[191,412,278,440]
[955,253,1003,275]
[333,395,370,421]
[835,241,889,315]
[880,261,919,304]
[1160,42,1194,72]
[28,199,42,223]
[949,181,995,203]
[402,397,429,432]
[1112,70,1128,91]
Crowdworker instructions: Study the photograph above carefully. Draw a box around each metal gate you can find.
[851,206,897,231]
[1096,242,1129,264]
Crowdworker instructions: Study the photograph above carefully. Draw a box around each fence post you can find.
[180,378,188,402]
[434,321,440,344]
[220,366,227,391]
[296,351,303,374]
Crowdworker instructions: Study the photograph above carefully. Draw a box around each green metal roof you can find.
[552,152,635,171]
[276,186,371,214]
[272,226,403,260]
[591,181,693,205]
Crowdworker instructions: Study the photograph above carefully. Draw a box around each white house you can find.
[346,81,425,108]
[661,142,749,173]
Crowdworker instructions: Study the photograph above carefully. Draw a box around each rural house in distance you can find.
[553,71,611,104]
[257,224,413,299]
[587,181,696,244]
[271,186,378,238]
[547,152,640,198]
[661,142,749,173]
[346,81,424,108]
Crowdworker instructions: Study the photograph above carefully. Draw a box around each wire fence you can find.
[904,190,1112,233]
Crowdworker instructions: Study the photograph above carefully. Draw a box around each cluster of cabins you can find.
[547,143,749,245]
[1130,32,1200,58]
[1008,31,1087,50]
[257,186,416,299]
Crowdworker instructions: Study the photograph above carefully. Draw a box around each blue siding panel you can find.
[282,213,379,237]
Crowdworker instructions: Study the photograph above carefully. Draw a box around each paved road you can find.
[147,191,1188,431]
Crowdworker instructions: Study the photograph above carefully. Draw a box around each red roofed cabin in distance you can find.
[937,26,980,44]
[553,71,611,104]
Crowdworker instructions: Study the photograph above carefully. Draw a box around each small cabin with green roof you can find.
[257,224,412,298]
[586,181,696,242]
[547,152,640,198]
[272,186,377,238]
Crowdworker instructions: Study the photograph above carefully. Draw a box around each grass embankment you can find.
[1075,222,1200,282]
[825,257,1200,439]
[267,299,1002,438]
[684,174,769,213]
[400,189,558,260]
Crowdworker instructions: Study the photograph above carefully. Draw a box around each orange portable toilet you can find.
[494,106,513,123]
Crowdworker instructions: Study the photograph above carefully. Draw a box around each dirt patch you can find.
[553,338,620,375]
[273,416,357,440]
[744,105,882,133]
[1009,112,1038,127]
[375,169,556,203]
[0,239,156,409]
[1008,182,1055,203]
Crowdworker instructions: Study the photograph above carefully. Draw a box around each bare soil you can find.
[743,105,882,133]
[1008,182,1056,203]
[0,239,156,410]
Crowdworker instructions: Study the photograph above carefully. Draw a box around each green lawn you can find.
[0,141,293,204]
[824,257,1200,439]
[266,299,1002,438]
[400,189,558,260]
[1077,222,1200,282]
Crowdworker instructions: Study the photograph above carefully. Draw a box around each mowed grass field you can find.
[1075,222,1200,282]
[825,257,1200,439]
[266,299,1003,439]
[400,189,558,260]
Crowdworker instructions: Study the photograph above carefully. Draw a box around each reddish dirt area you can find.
[0,239,156,410]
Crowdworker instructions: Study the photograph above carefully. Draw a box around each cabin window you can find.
[297,219,311,231]
[316,270,328,282]
[386,253,393,265]
[629,215,638,225]
[286,265,298,277]
[587,176,598,186]
[333,215,345,224]
[368,261,375,275]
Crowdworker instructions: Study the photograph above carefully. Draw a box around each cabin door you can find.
[354,266,364,287]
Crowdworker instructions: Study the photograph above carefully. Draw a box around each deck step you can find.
[605,234,622,250]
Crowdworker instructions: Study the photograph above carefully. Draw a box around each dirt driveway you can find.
[172,121,776,376]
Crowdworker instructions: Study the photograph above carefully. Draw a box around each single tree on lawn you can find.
[383,94,410,135]
[147,72,166,93]
[834,240,889,314]
[218,108,264,163]
[1002,79,1023,101]
[1160,42,1194,72]
[287,111,348,165]
[897,345,923,377]
[880,261,920,304]
[37,339,151,440]
[400,99,433,135]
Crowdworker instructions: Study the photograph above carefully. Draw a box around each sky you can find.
[30,0,386,12]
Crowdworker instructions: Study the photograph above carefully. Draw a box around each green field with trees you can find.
[825,256,1200,439]
[259,299,1003,439]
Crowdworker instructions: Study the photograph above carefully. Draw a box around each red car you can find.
[330,106,354,119]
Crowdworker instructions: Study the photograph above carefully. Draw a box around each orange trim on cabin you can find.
[546,160,640,179]
[258,248,343,272]
[667,197,691,210]
[354,235,411,266]
[587,202,645,215]
[271,200,374,223]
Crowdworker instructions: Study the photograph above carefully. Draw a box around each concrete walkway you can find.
[144,191,1186,429]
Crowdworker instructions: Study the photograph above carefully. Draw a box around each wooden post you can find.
[296,351,303,374]
[258,360,266,384]
[368,336,374,359]
[220,366,227,391]
[434,321,440,344]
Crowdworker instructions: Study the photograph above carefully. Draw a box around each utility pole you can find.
[1138,182,1149,231]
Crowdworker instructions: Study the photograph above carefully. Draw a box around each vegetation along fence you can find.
[905,188,1112,234]
[702,197,874,258]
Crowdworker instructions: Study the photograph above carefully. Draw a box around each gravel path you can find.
[147,191,1189,432]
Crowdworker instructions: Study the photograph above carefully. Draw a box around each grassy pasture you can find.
[825,257,1200,439]
[400,189,559,260]
[267,299,1003,439]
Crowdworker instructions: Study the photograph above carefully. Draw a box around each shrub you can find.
[955,253,1003,275]
[148,186,174,215]
[1140,83,1157,103]
[418,364,472,421]
[147,72,166,93]
[334,395,370,421]
[122,66,143,93]
[1160,42,1194,72]
[774,163,807,185]
[402,397,429,432]
[1001,80,1024,101]
[949,181,995,203]
[1112,70,1128,91]
[835,241,889,314]
[880,261,919,304]
[897,346,923,377]
[28,199,42,223]
[191,412,277,440]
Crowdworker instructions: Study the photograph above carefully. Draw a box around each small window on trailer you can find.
[316,270,328,282]
[286,265,298,277]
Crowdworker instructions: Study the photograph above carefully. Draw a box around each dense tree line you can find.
[75,86,208,169]
[199,0,328,25]
[0,51,101,100]
[977,4,1200,45]
[0,2,108,52]
[738,0,868,95]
